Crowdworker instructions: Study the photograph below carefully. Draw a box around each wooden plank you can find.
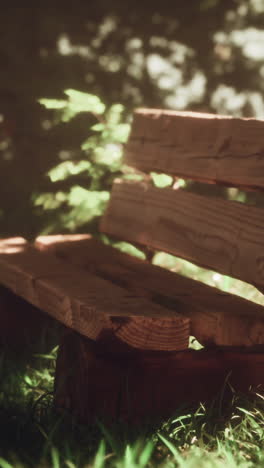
[100,180,264,292]
[36,235,264,347]
[0,238,189,351]
[125,109,264,190]
[55,330,264,422]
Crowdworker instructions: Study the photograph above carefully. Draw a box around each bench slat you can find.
[125,109,264,190]
[0,238,189,351]
[100,180,264,291]
[36,235,264,347]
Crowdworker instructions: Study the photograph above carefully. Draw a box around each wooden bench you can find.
[0,109,264,422]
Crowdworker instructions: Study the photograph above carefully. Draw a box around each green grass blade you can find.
[158,434,182,462]
[0,459,13,468]
[124,445,135,468]
[96,421,120,454]
[93,440,106,468]
[51,447,60,468]
[138,440,154,467]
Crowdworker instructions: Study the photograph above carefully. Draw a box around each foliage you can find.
[36,90,130,234]
[2,1,264,237]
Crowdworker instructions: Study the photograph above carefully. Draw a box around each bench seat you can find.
[1,107,264,421]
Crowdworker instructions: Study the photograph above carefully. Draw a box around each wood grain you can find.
[125,109,264,190]
[100,180,264,291]
[0,238,189,351]
[36,234,264,347]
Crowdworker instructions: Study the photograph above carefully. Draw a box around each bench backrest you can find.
[100,109,264,294]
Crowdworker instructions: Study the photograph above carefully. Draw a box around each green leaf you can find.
[64,89,105,114]
[49,187,110,230]
[138,441,154,467]
[48,161,91,182]
[151,172,173,188]
[51,447,60,468]
[96,420,121,454]
[113,241,145,260]
[68,186,109,208]
[93,143,123,166]
[91,123,105,132]
[33,192,67,210]
[38,98,67,109]
[93,440,106,468]
[60,108,77,123]
[111,123,130,143]
[24,375,33,385]
[81,135,99,151]
[0,458,14,468]
[65,461,76,468]
[124,445,134,467]
[107,103,125,125]
[158,434,182,461]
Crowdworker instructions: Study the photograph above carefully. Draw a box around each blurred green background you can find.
[1,0,264,239]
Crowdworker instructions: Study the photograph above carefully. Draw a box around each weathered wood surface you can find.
[0,238,189,351]
[36,235,264,347]
[100,180,264,292]
[55,331,264,422]
[125,109,264,190]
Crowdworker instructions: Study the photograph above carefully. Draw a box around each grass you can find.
[0,343,264,468]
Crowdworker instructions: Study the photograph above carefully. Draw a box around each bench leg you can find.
[54,331,264,423]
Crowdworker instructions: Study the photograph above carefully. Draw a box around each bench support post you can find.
[55,331,264,423]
